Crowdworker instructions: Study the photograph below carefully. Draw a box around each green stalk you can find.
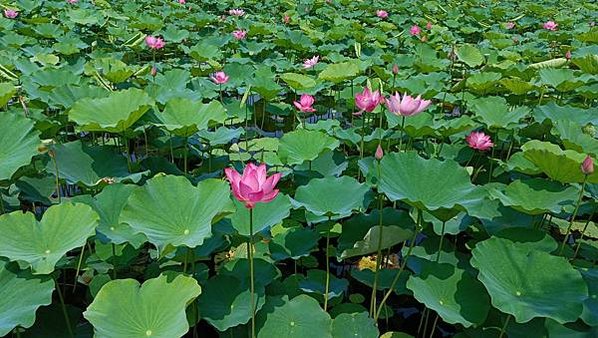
[559,176,587,255]
[54,277,74,338]
[324,214,332,311]
[375,209,421,321]
[499,315,511,338]
[436,222,446,262]
[248,208,256,338]
[72,244,86,293]
[573,205,597,259]
[183,137,188,175]
[398,116,405,152]
[369,193,384,318]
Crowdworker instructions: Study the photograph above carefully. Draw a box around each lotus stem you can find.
[72,244,86,293]
[428,314,440,338]
[573,204,597,259]
[183,137,188,175]
[375,209,421,321]
[248,208,256,338]
[499,314,511,338]
[324,214,332,311]
[54,276,74,338]
[370,194,385,318]
[398,116,406,152]
[559,176,587,255]
[436,221,446,262]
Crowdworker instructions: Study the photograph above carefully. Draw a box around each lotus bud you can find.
[581,156,594,175]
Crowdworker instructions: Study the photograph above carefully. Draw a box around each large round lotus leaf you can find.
[270,227,319,261]
[0,113,41,182]
[351,268,411,294]
[197,274,266,331]
[580,268,598,326]
[379,152,483,221]
[84,274,200,338]
[331,312,379,338]
[230,194,292,236]
[318,62,360,83]
[490,179,579,215]
[92,184,146,247]
[299,269,349,302]
[0,83,16,106]
[293,176,369,217]
[0,203,98,274]
[278,129,340,165]
[522,140,598,184]
[0,260,54,336]
[68,88,153,133]
[469,96,530,129]
[471,237,588,323]
[456,44,484,67]
[340,225,413,259]
[495,227,558,253]
[552,120,598,156]
[120,175,234,252]
[156,98,227,137]
[406,260,490,327]
[258,294,333,338]
[46,141,147,186]
[280,73,316,90]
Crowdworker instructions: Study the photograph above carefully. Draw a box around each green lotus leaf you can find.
[580,268,598,326]
[533,102,598,126]
[552,120,598,156]
[331,312,379,338]
[495,227,558,253]
[47,84,108,109]
[466,72,502,92]
[456,44,484,67]
[469,96,530,129]
[46,141,147,186]
[471,237,588,323]
[380,332,414,338]
[572,54,598,74]
[379,152,483,221]
[500,78,535,95]
[0,113,41,182]
[299,269,349,302]
[406,260,490,327]
[0,83,16,106]
[293,176,369,218]
[522,140,598,183]
[318,62,360,83]
[351,268,411,294]
[538,68,583,92]
[120,175,234,252]
[197,127,243,146]
[340,225,413,259]
[278,129,340,165]
[156,98,227,137]
[270,226,319,261]
[84,274,201,338]
[92,184,147,247]
[69,88,153,133]
[294,150,348,177]
[197,274,266,331]
[490,179,579,215]
[0,203,98,274]
[0,260,54,336]
[280,73,316,91]
[258,294,333,338]
[230,194,292,236]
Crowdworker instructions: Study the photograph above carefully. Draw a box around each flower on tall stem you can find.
[466,131,494,151]
[232,30,247,40]
[565,50,572,60]
[505,22,515,29]
[386,92,431,117]
[293,94,316,113]
[145,36,165,49]
[410,25,421,36]
[376,10,388,19]
[581,155,594,175]
[303,55,319,69]
[4,9,18,19]
[210,71,229,85]
[229,9,245,16]
[543,21,558,31]
[354,88,383,116]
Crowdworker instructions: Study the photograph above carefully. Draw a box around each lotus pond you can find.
[0,0,597,337]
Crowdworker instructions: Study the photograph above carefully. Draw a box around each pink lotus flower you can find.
[303,55,319,69]
[410,25,421,36]
[4,9,18,19]
[354,88,384,115]
[210,71,229,84]
[375,144,384,160]
[229,9,245,17]
[565,50,571,60]
[150,66,157,77]
[178,0,186,4]
[543,21,558,31]
[67,0,78,3]
[392,64,399,75]
[581,155,594,175]
[293,94,316,113]
[376,10,388,19]
[283,14,290,24]
[232,30,247,40]
[225,163,281,209]
[466,131,494,151]
[145,36,165,49]
[505,22,515,29]
[386,92,431,117]
[426,22,432,30]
